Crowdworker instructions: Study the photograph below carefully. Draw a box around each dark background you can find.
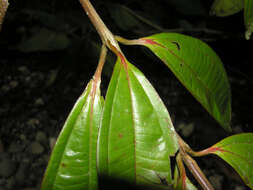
[0,0,252,189]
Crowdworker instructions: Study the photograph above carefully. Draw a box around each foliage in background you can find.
[211,0,253,39]
[0,0,9,31]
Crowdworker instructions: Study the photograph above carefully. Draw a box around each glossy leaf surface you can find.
[41,79,103,190]
[140,33,231,131]
[244,0,253,40]
[98,57,178,187]
[210,133,253,189]
[210,0,243,17]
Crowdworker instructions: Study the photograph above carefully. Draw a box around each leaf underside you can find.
[244,0,253,40]
[141,33,231,131]
[97,57,178,188]
[210,0,243,17]
[211,133,253,189]
[41,79,103,190]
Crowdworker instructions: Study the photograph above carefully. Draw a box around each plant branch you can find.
[177,134,214,190]
[94,44,107,81]
[79,0,122,55]
[176,134,219,157]
[179,150,214,190]
[175,153,187,190]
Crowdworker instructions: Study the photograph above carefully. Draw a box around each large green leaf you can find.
[244,0,253,40]
[138,33,231,131]
[210,0,243,17]
[97,57,178,188]
[41,79,103,190]
[209,133,253,189]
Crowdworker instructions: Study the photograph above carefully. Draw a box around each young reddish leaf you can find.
[210,0,243,17]
[41,79,103,190]
[137,33,231,131]
[208,133,253,189]
[97,56,178,187]
[244,0,253,40]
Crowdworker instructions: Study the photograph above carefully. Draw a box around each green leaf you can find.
[244,0,253,40]
[97,57,178,188]
[210,0,243,17]
[41,79,103,190]
[139,33,231,131]
[210,133,253,189]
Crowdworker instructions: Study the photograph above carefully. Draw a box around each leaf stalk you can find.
[115,35,143,46]
[177,134,214,190]
[94,44,107,81]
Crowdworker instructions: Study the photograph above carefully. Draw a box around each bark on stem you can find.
[177,134,214,190]
[79,0,121,55]
[180,151,214,190]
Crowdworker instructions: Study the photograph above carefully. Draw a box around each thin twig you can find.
[175,153,187,190]
[79,0,122,55]
[177,134,215,190]
[94,44,107,81]
[180,150,214,190]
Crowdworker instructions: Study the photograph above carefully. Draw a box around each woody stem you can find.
[79,0,122,54]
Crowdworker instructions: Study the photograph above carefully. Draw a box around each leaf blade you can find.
[41,79,103,190]
[98,57,178,187]
[244,0,253,40]
[140,33,231,131]
[210,133,253,189]
[210,0,243,17]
